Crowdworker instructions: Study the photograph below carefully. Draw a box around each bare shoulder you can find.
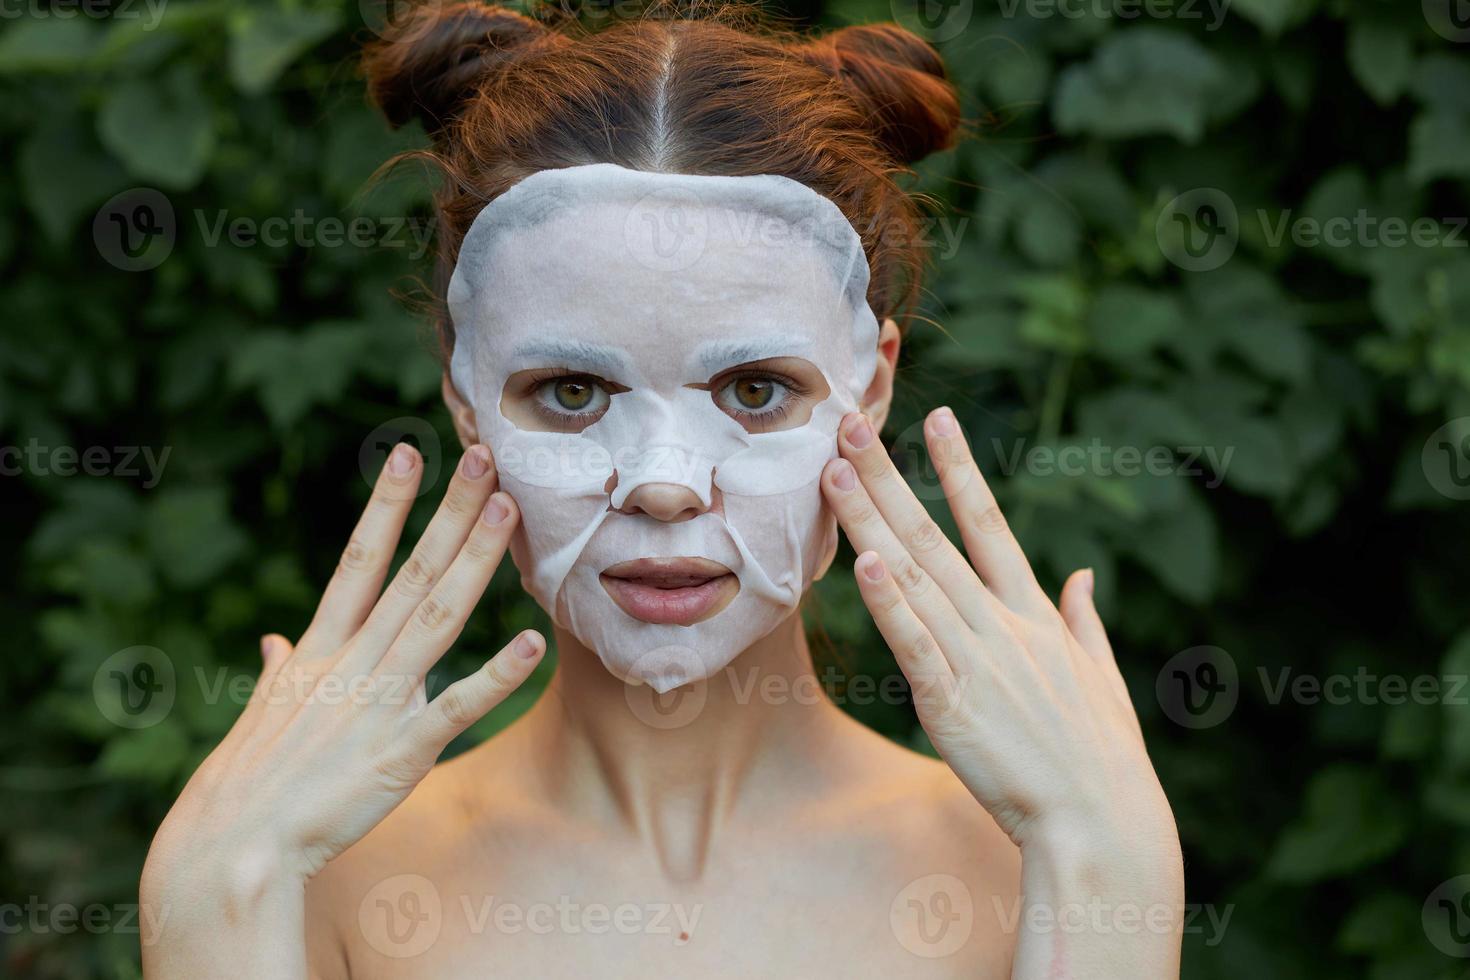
[302,743,523,977]
[803,710,1021,883]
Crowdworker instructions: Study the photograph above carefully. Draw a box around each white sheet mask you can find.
[448,163,880,692]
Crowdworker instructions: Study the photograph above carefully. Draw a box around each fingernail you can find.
[388,443,415,476]
[859,551,885,582]
[516,631,542,659]
[1082,568,1095,597]
[930,407,958,438]
[483,493,510,525]
[462,446,489,480]
[260,635,272,659]
[845,416,874,449]
[832,459,856,492]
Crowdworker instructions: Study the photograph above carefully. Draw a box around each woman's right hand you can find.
[141,442,542,976]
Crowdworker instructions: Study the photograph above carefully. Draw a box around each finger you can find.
[1059,569,1112,663]
[925,407,1051,617]
[247,633,295,713]
[375,491,519,679]
[1059,568,1132,707]
[853,552,958,713]
[303,443,423,651]
[822,455,976,659]
[835,412,997,630]
[349,445,498,660]
[408,629,544,755]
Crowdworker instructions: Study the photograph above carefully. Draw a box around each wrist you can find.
[1017,811,1184,901]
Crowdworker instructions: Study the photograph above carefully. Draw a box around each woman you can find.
[140,3,1184,976]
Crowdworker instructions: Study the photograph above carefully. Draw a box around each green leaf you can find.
[97,64,217,189]
[1052,29,1233,144]
[229,322,369,427]
[1407,111,1470,186]
[1119,489,1218,603]
[1345,24,1412,105]
[1230,0,1319,36]
[18,116,130,243]
[1443,631,1470,768]
[1088,284,1185,365]
[145,487,248,588]
[1266,765,1410,881]
[96,721,191,784]
[0,16,101,73]
[227,6,340,95]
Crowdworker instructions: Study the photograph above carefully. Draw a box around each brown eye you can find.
[733,379,774,409]
[554,378,596,410]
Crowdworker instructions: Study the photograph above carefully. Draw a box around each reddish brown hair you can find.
[363,0,963,359]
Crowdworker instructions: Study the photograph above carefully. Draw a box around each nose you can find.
[613,480,709,522]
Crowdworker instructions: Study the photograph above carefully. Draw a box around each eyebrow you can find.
[511,339,629,374]
[697,336,814,376]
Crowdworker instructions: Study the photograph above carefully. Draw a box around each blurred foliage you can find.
[2,0,1469,977]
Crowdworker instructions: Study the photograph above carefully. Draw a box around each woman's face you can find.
[447,165,881,691]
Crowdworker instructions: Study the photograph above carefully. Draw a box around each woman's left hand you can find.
[820,407,1183,977]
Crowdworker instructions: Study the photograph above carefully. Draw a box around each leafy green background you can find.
[3,0,1469,976]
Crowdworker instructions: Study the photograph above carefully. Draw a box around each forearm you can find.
[1009,819,1185,980]
[140,846,309,980]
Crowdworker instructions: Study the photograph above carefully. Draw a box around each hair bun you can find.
[364,2,555,134]
[798,24,961,166]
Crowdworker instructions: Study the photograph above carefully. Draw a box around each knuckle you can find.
[440,486,480,519]
[892,557,929,596]
[372,751,422,788]
[906,518,948,556]
[460,530,504,564]
[339,538,377,573]
[972,505,1009,536]
[414,595,455,632]
[435,686,479,730]
[396,554,437,595]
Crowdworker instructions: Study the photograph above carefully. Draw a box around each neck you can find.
[517,610,850,881]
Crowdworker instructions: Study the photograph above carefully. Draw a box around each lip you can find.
[600,557,738,626]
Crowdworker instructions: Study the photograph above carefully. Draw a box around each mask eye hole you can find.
[704,357,831,433]
[502,368,627,432]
